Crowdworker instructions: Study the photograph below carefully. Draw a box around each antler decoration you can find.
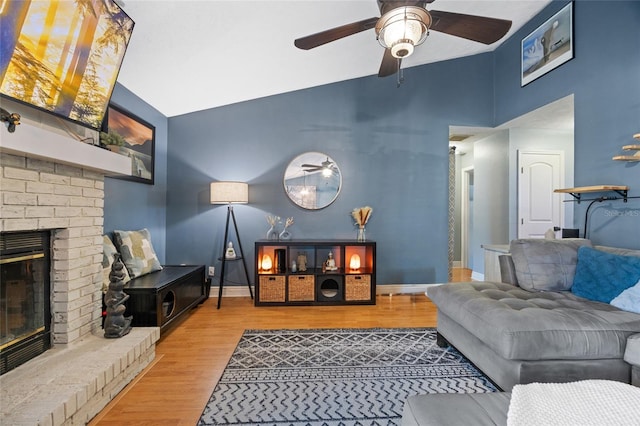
[266,215,280,227]
[284,217,294,229]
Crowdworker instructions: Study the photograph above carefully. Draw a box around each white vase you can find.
[279,228,291,240]
[266,226,278,240]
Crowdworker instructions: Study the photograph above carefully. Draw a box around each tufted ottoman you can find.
[428,281,640,390]
[401,392,511,426]
[625,333,640,386]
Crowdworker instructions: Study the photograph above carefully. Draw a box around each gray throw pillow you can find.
[509,238,592,292]
[113,229,163,279]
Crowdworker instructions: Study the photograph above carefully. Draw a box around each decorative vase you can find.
[279,228,291,240]
[266,226,278,240]
[357,226,366,242]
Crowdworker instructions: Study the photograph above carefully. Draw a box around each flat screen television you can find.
[0,0,134,131]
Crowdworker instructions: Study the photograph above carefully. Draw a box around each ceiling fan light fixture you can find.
[376,6,431,59]
[390,40,414,58]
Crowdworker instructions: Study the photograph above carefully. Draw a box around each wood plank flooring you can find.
[90,269,471,425]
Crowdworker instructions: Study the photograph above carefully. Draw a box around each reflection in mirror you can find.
[284,152,342,210]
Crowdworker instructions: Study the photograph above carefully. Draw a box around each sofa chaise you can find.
[401,238,640,425]
[428,238,640,392]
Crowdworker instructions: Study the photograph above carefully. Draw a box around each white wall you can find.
[471,130,510,275]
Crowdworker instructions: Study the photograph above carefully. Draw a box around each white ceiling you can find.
[115,0,552,117]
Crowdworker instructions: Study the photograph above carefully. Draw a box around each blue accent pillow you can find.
[610,279,640,314]
[571,246,640,303]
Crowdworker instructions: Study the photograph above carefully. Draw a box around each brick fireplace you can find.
[1,153,107,347]
[0,120,159,424]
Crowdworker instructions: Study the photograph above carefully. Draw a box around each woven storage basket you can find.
[345,275,371,301]
[288,275,315,301]
[259,275,286,302]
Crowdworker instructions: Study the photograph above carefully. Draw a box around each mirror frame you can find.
[283,152,342,210]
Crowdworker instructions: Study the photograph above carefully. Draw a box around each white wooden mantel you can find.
[0,120,131,176]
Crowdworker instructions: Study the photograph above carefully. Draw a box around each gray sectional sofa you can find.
[428,238,640,392]
[402,238,640,425]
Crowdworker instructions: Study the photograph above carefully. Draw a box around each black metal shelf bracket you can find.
[562,189,629,204]
[614,188,629,202]
[566,192,582,203]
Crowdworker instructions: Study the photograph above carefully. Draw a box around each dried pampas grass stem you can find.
[351,206,372,227]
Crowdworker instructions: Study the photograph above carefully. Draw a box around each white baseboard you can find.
[471,271,485,281]
[375,284,443,295]
[209,283,446,298]
[209,286,254,298]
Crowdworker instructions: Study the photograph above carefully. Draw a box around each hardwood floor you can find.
[452,267,473,282]
[90,269,470,425]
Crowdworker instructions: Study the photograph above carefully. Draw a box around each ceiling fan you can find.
[301,158,336,177]
[294,0,512,77]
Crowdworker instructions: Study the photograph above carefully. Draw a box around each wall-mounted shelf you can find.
[612,133,640,162]
[613,145,640,162]
[554,185,629,203]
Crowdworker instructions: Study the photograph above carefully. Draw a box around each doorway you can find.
[449,94,574,278]
[460,166,474,269]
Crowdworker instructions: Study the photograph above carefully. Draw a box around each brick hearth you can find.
[0,328,159,425]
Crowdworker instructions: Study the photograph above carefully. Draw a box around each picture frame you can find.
[521,2,573,86]
[101,104,155,184]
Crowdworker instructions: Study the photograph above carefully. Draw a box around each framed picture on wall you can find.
[101,104,155,184]
[521,2,573,86]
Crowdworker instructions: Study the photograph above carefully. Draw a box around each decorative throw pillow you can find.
[113,229,162,279]
[509,238,592,292]
[571,246,640,303]
[610,279,640,314]
[102,235,130,292]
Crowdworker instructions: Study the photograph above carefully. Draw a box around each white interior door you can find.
[518,151,564,238]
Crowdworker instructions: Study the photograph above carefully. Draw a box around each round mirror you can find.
[284,152,342,210]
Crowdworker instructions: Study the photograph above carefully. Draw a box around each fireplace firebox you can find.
[0,231,51,375]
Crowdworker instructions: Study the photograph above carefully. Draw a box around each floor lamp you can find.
[210,181,253,309]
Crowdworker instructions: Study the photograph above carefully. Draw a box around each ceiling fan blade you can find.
[294,17,379,50]
[429,10,512,45]
[378,48,400,78]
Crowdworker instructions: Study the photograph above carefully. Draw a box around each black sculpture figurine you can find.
[103,253,133,338]
[0,107,21,133]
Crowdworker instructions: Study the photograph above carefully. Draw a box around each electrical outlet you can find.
[208,266,215,276]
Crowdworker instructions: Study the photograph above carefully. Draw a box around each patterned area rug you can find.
[198,328,496,425]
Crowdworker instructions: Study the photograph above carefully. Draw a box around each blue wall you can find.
[107,0,639,286]
[103,84,169,261]
[493,0,639,248]
[165,53,495,285]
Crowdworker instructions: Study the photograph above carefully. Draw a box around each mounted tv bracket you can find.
[0,108,21,133]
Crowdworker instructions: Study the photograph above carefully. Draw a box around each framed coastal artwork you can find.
[521,2,573,86]
[101,104,155,184]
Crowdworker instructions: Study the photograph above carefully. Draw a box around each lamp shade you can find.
[210,181,249,204]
